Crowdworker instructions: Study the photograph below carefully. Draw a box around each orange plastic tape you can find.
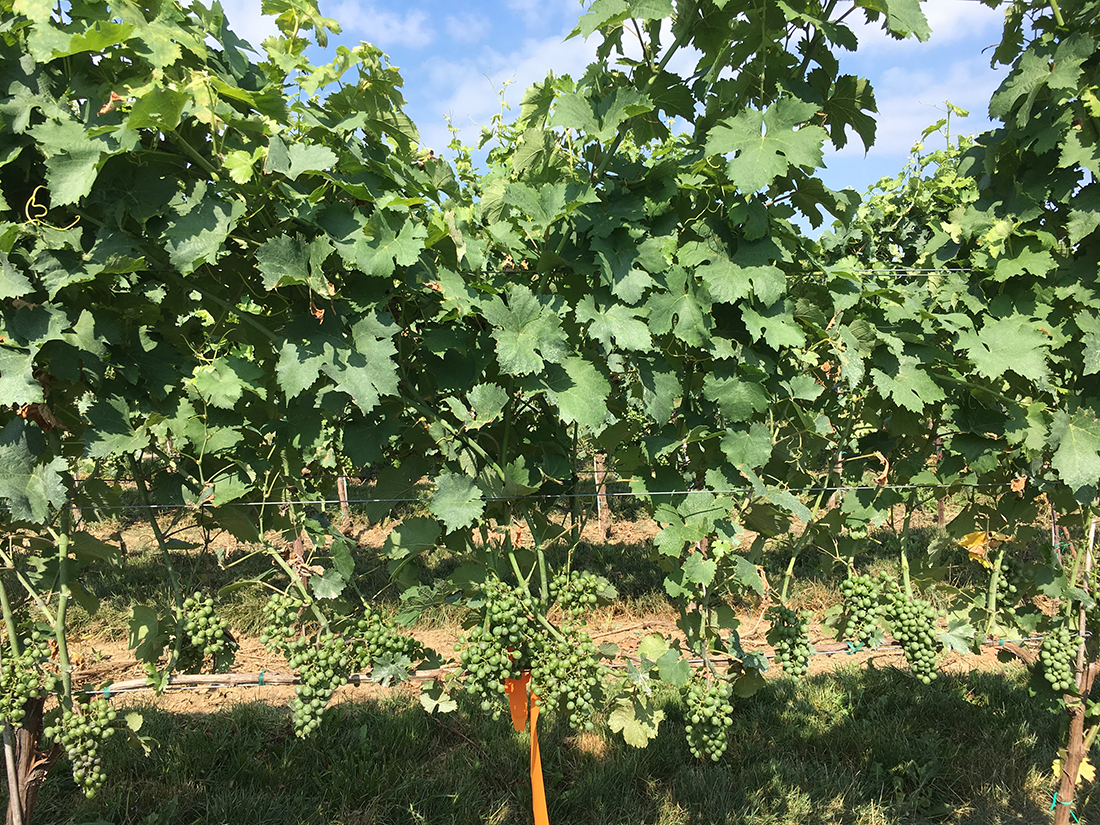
[530,693,548,825]
[505,673,530,732]
[503,674,549,825]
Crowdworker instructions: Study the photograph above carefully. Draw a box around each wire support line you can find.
[41,480,1016,513]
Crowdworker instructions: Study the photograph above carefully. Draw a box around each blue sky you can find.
[220,0,1010,196]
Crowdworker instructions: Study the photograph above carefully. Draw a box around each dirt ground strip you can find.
[64,613,1028,717]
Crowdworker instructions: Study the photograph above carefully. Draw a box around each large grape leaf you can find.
[870,355,945,414]
[27,118,108,206]
[430,473,485,532]
[541,356,612,431]
[163,197,246,274]
[575,295,652,351]
[608,696,665,747]
[0,418,66,524]
[83,395,149,458]
[705,98,829,193]
[822,74,877,151]
[481,285,568,375]
[957,316,1049,382]
[0,347,44,406]
[1050,410,1100,493]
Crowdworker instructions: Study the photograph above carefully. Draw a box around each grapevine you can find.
[43,695,118,799]
[348,607,427,672]
[684,674,734,761]
[549,570,604,619]
[882,590,940,684]
[260,591,425,736]
[767,605,813,678]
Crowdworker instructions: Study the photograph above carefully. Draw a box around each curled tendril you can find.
[24,186,80,230]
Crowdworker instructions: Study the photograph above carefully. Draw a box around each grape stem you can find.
[0,573,22,659]
[986,547,1005,637]
[3,723,23,825]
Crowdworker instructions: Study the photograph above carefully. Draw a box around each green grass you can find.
[10,664,1084,825]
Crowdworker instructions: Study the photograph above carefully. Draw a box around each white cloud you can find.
[444,12,491,45]
[327,1,436,49]
[417,29,597,152]
[830,55,1004,162]
[849,0,1003,54]
[217,0,280,51]
[506,0,581,30]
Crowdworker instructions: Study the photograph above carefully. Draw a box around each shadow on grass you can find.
[13,666,1076,825]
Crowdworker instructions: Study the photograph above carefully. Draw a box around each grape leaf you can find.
[430,473,485,532]
[0,419,66,523]
[608,696,665,747]
[957,316,1049,382]
[163,197,245,275]
[1050,410,1100,492]
[706,98,828,193]
[310,568,346,600]
[541,356,612,431]
[870,355,945,414]
[382,517,442,560]
[481,285,568,375]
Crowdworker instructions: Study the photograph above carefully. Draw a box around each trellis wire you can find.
[17,480,1015,514]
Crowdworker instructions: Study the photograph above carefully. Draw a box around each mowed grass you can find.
[11,664,1082,825]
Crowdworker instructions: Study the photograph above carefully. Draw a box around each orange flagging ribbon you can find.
[504,673,548,825]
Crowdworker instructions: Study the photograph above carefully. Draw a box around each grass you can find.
[9,665,1082,825]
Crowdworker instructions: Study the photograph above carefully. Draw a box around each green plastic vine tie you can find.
[1050,792,1080,822]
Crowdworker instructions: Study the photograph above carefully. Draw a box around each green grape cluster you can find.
[176,592,233,672]
[456,576,533,720]
[529,626,606,731]
[287,630,352,737]
[349,608,426,672]
[0,631,56,725]
[884,591,940,683]
[549,570,602,619]
[767,605,813,677]
[1040,624,1077,693]
[259,592,309,657]
[992,555,1025,609]
[839,572,882,645]
[684,676,734,761]
[44,695,117,798]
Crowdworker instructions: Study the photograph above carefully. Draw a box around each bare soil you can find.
[64,504,1026,716]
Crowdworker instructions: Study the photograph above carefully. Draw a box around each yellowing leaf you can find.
[1053,748,1095,783]
[958,531,1010,568]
